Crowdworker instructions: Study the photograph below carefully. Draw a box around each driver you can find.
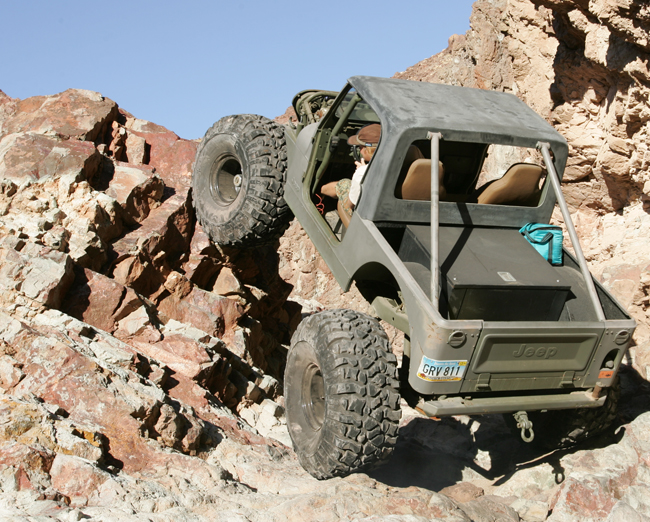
[321,123,380,218]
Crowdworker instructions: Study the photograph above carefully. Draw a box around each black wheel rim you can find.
[209,154,242,206]
[301,363,325,431]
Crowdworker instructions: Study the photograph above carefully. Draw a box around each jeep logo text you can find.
[513,345,558,359]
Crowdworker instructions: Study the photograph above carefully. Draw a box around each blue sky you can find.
[2,1,474,140]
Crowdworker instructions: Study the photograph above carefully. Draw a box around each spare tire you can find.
[192,114,292,247]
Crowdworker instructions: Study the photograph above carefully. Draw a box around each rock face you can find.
[1,1,649,519]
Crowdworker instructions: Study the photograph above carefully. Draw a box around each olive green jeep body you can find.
[283,76,634,417]
[193,76,635,479]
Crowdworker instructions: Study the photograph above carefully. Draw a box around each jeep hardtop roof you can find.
[344,76,569,227]
[349,76,566,147]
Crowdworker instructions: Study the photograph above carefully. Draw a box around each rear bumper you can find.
[416,389,606,417]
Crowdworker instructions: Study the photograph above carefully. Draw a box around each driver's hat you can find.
[347,124,381,147]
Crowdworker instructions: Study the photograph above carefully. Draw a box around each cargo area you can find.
[379,223,630,323]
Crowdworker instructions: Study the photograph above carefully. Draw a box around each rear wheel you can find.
[192,114,292,248]
[284,309,401,479]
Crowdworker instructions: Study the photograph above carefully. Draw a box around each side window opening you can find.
[395,141,546,208]
[309,91,381,240]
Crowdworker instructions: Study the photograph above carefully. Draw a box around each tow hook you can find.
[513,411,535,443]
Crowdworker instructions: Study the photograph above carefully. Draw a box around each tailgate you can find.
[460,326,604,393]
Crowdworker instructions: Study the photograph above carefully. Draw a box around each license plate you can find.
[417,356,468,382]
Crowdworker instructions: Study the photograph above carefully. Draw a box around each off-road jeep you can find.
[192,76,636,480]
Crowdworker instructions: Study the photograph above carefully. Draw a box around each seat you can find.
[400,159,446,201]
[476,163,544,206]
[394,145,425,198]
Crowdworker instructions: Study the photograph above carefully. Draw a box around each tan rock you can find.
[124,130,148,164]
[0,244,74,309]
[213,267,244,296]
[106,164,164,223]
[440,482,485,503]
[0,355,23,389]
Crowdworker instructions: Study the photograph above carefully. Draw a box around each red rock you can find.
[111,193,193,264]
[111,255,162,298]
[106,164,164,223]
[61,266,143,334]
[128,333,213,381]
[189,223,218,256]
[550,475,618,520]
[440,482,485,503]
[0,133,101,182]
[182,224,222,289]
[2,89,118,143]
[152,138,197,192]
[124,118,197,194]
[182,253,221,290]
[108,121,126,160]
[157,287,244,339]
[111,192,193,296]
[50,454,109,505]
[8,321,163,474]
[163,271,193,299]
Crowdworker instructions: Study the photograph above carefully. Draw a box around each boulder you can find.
[0,133,101,183]
[0,89,118,143]
[111,192,194,296]
[62,266,143,334]
[157,286,244,340]
[0,243,74,309]
[106,164,164,223]
[124,117,197,194]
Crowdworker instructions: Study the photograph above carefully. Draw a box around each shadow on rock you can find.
[369,361,649,493]
[367,413,520,490]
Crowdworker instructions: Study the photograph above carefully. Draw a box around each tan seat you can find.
[476,163,544,206]
[401,159,446,201]
[395,145,425,198]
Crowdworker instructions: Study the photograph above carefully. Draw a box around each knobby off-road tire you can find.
[192,114,292,248]
[284,309,401,480]
[505,378,621,449]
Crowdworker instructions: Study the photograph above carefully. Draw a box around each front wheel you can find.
[192,114,292,248]
[284,309,401,479]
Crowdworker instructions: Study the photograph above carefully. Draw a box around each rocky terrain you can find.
[1,0,650,520]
